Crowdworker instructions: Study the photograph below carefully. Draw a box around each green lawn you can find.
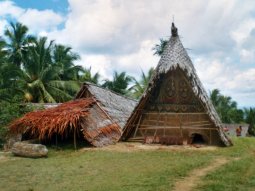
[0,138,255,191]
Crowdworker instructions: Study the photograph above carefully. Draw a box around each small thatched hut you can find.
[75,82,137,129]
[121,23,232,146]
[9,84,137,147]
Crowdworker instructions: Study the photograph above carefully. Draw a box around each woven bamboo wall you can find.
[128,68,222,145]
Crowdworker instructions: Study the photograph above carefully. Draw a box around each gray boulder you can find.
[4,134,22,151]
[11,142,48,158]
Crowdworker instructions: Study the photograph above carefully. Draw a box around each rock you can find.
[4,134,22,151]
[11,142,48,158]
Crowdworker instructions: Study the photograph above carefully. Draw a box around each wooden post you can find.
[210,129,212,145]
[153,129,158,137]
[55,134,58,146]
[74,128,77,151]
[133,114,143,138]
[164,114,166,137]
[178,114,183,138]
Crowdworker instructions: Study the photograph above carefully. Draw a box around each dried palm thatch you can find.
[76,82,138,129]
[9,98,122,147]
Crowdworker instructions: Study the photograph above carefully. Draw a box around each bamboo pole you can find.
[55,134,58,146]
[74,128,77,151]
[164,114,166,137]
[210,129,212,145]
[143,112,207,115]
[133,114,142,138]
[92,97,121,135]
[138,126,217,130]
[178,114,183,138]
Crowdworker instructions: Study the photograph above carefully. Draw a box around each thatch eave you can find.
[9,98,122,147]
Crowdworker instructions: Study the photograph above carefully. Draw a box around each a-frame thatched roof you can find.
[9,98,122,147]
[9,84,137,147]
[122,23,232,146]
[76,82,138,129]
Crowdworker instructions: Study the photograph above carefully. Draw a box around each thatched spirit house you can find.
[122,23,232,146]
[9,84,137,147]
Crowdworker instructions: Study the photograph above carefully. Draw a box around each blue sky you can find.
[13,0,68,13]
[0,0,255,107]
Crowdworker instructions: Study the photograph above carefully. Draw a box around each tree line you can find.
[0,22,254,134]
[0,22,153,103]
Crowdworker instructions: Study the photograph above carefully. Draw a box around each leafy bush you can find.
[0,101,37,148]
[244,108,255,136]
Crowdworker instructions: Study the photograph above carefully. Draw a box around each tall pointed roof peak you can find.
[171,22,178,37]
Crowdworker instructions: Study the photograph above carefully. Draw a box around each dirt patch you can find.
[80,142,218,152]
[172,157,239,191]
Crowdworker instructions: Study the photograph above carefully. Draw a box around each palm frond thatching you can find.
[9,97,123,147]
[9,98,96,140]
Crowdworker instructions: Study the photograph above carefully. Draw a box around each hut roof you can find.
[122,23,232,146]
[9,98,121,147]
[9,98,95,139]
[76,82,138,129]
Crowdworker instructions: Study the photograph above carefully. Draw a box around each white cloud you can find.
[0,1,64,35]
[19,9,64,33]
[113,40,159,77]
[75,40,159,81]
[46,0,255,57]
[240,49,255,63]
[76,54,113,80]
[2,0,255,106]
[0,20,8,36]
[194,57,255,106]
[230,19,255,47]
[0,1,23,17]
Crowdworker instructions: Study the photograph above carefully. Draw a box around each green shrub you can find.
[0,101,37,148]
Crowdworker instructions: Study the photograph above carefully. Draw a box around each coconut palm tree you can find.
[53,44,83,81]
[153,38,168,56]
[103,71,132,95]
[80,67,101,85]
[130,67,154,99]
[0,38,8,64]
[0,63,22,102]
[244,108,255,135]
[0,37,21,101]
[4,22,34,67]
[210,89,221,107]
[18,37,80,103]
[209,89,243,123]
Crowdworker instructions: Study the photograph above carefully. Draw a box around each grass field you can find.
[0,137,255,191]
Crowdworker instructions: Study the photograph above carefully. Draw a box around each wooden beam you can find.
[153,128,158,137]
[55,134,58,146]
[139,128,145,137]
[182,121,211,124]
[178,113,183,137]
[133,114,142,138]
[183,124,212,127]
[93,98,115,124]
[74,128,77,151]
[138,126,217,130]
[164,114,166,136]
[210,129,212,144]
[143,112,207,115]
